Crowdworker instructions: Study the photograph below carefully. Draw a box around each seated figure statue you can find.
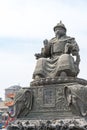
[33,21,80,80]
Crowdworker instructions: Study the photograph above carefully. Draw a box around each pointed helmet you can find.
[53,21,67,32]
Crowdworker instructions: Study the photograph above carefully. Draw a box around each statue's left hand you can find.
[35,53,42,59]
[43,39,48,46]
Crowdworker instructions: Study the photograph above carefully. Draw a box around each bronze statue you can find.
[33,21,80,80]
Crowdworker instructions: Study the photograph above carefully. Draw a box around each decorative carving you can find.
[7,88,33,118]
[43,88,55,107]
[30,77,87,87]
[7,119,87,130]
[64,84,87,117]
[56,87,68,110]
[36,88,43,108]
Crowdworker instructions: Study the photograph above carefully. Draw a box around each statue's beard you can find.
[56,31,66,38]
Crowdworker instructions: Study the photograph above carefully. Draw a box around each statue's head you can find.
[53,21,67,37]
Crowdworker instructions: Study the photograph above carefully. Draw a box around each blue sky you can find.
[0,0,87,99]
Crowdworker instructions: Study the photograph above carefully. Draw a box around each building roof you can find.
[5,85,21,90]
[0,102,8,109]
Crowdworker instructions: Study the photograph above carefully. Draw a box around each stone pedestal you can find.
[7,77,87,130]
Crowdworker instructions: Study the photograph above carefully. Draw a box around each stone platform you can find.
[7,118,87,130]
[7,77,87,130]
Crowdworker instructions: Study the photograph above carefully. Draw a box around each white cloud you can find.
[0,0,86,39]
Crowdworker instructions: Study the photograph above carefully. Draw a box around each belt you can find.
[52,52,62,56]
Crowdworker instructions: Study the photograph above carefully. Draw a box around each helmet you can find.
[53,21,66,32]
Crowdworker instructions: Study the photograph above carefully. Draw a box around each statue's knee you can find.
[38,58,46,62]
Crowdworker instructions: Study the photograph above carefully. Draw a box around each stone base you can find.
[26,77,87,120]
[30,77,87,87]
[7,118,87,130]
[7,77,87,130]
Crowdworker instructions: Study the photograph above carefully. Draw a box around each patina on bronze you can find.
[7,21,87,130]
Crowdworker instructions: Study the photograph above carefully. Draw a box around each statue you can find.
[7,89,33,118]
[33,21,80,80]
[7,21,87,130]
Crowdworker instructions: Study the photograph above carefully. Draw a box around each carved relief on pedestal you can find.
[43,88,55,107]
[36,87,56,109]
[36,87,43,108]
[56,86,69,111]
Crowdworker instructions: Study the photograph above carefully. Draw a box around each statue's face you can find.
[54,27,66,37]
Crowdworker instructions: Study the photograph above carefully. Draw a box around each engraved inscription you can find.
[43,88,55,107]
